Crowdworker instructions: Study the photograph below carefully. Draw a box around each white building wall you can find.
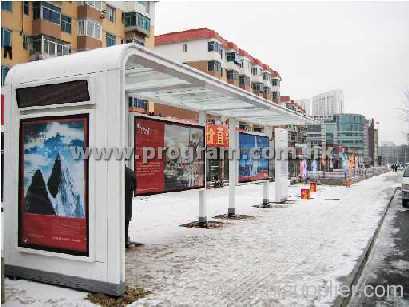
[154,39,223,64]
[240,57,252,79]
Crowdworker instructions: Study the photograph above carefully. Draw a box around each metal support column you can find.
[228,118,237,217]
[198,111,207,226]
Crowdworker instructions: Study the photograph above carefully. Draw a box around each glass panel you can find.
[57,44,62,56]
[48,41,55,55]
[1,1,12,11]
[43,39,49,54]
[94,23,101,39]
[87,21,94,37]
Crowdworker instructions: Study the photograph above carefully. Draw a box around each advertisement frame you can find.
[134,116,206,196]
[238,131,270,183]
[18,113,90,257]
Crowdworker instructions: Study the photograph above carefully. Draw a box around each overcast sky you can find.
[155,1,409,145]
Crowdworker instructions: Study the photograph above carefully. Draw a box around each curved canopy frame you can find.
[4,44,313,297]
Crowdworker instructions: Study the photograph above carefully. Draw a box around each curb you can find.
[332,187,399,307]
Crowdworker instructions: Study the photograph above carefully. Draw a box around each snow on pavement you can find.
[126,172,399,306]
[4,172,399,306]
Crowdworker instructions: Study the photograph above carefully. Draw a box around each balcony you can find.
[225,52,241,71]
[32,2,62,39]
[27,35,71,60]
[77,3,102,21]
[123,12,151,36]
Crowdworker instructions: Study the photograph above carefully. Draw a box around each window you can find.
[183,43,187,52]
[84,1,102,11]
[272,92,278,101]
[61,15,72,33]
[128,97,147,110]
[106,32,116,47]
[208,60,221,72]
[263,72,269,81]
[272,79,278,86]
[208,41,220,53]
[252,82,262,92]
[32,2,61,24]
[227,70,238,81]
[23,35,29,49]
[1,1,12,11]
[1,28,11,48]
[106,5,115,22]
[239,75,245,86]
[226,52,236,62]
[1,65,10,86]
[78,20,101,40]
[23,1,29,15]
[251,67,258,76]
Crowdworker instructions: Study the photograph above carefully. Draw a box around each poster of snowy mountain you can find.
[19,114,89,255]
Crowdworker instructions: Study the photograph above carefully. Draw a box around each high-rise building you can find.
[311,89,344,119]
[1,1,156,86]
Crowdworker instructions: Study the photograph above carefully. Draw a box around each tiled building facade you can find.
[1,1,155,86]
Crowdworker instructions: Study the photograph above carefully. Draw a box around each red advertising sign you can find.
[134,118,165,194]
[19,115,89,255]
[134,117,205,195]
[206,124,229,148]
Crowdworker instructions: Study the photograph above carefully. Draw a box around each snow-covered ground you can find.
[4,172,399,306]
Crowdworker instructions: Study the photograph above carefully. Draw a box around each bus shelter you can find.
[3,44,312,295]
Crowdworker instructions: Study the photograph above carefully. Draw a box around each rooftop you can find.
[155,28,281,79]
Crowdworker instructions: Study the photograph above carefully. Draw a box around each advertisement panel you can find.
[239,132,269,183]
[134,117,205,195]
[275,128,289,202]
[19,114,89,256]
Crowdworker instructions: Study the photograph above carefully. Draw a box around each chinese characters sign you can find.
[206,124,229,148]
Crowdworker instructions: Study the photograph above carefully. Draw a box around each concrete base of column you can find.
[198,216,207,226]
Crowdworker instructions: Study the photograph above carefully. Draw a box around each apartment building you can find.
[1,1,156,86]
[295,99,311,116]
[279,96,306,114]
[154,28,282,104]
[311,89,344,119]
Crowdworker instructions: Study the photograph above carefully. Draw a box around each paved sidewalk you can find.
[3,173,399,306]
[349,189,409,306]
[126,173,399,306]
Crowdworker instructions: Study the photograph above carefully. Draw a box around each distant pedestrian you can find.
[125,166,136,248]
